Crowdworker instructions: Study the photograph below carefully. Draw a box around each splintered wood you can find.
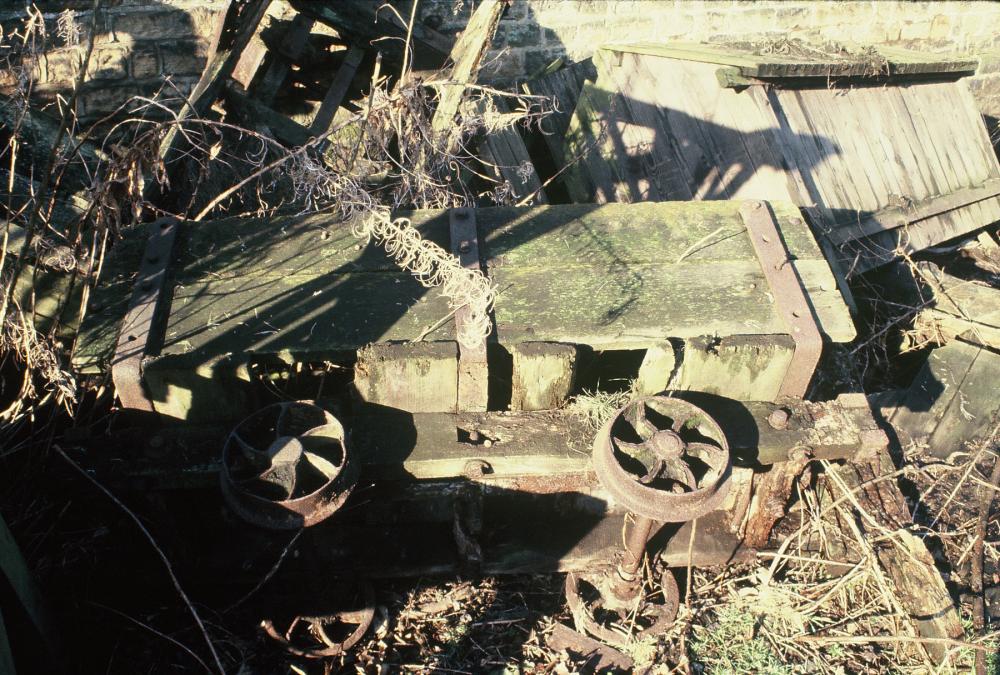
[824,448,963,664]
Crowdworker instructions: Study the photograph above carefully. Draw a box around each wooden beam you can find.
[604,41,978,80]
[223,83,312,147]
[431,0,506,151]
[160,0,272,163]
[827,178,1000,245]
[477,98,547,204]
[249,13,315,105]
[309,45,365,137]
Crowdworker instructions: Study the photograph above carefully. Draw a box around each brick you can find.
[160,40,205,76]
[929,14,951,42]
[111,9,198,42]
[480,49,524,80]
[42,48,82,84]
[130,46,160,79]
[78,83,139,117]
[86,45,128,80]
[494,23,540,49]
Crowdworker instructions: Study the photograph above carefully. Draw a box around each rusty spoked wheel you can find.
[261,582,376,658]
[564,567,680,646]
[593,396,732,522]
[221,401,357,530]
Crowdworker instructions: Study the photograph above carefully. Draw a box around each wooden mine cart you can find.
[72,198,888,646]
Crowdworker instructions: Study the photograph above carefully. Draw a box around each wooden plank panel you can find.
[776,89,859,214]
[160,272,455,361]
[480,201,854,345]
[614,53,700,200]
[801,88,882,212]
[896,83,977,249]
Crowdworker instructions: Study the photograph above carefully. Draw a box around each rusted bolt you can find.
[788,446,812,462]
[459,241,471,254]
[463,459,492,478]
[767,408,790,430]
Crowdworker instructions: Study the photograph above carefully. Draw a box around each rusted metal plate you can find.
[111,218,179,411]
[740,201,824,399]
[449,207,489,411]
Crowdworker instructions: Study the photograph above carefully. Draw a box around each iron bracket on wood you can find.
[111,218,179,411]
[740,200,824,399]
[449,208,489,412]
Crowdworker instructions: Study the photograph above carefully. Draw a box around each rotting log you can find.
[741,454,811,548]
[825,448,963,664]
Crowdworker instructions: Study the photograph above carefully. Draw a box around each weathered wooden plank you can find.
[827,179,1000,245]
[479,201,854,345]
[431,0,504,151]
[605,42,977,79]
[309,45,365,137]
[889,340,1000,458]
[159,272,455,361]
[675,335,795,402]
[289,0,451,61]
[249,13,314,105]
[450,208,488,412]
[163,0,272,158]
[926,345,1000,456]
[477,97,547,204]
[223,83,313,147]
[521,58,597,168]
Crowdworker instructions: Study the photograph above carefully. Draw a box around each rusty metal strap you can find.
[740,201,823,399]
[111,218,179,411]
[449,208,489,412]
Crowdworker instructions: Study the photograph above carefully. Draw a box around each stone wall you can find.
[4,1,1000,118]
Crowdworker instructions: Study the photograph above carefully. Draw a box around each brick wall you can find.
[4,1,1000,119]
[0,1,223,118]
[425,0,1000,118]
